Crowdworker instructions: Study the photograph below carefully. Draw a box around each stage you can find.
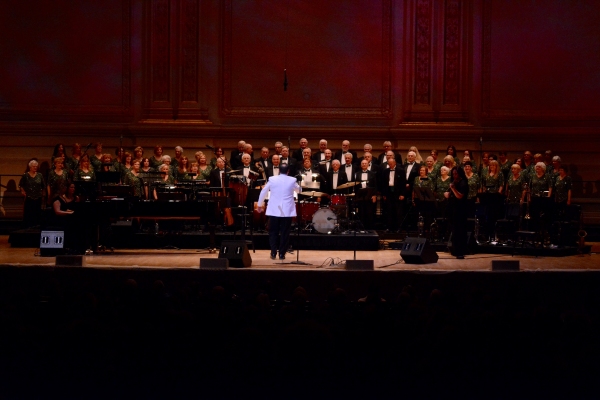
[2,235,598,272]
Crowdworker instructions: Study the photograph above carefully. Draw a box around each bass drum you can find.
[312,208,337,234]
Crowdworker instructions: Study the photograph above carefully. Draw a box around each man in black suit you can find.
[230,140,246,170]
[209,157,232,188]
[317,149,334,175]
[356,152,377,172]
[311,139,328,163]
[341,153,358,186]
[278,146,297,177]
[298,158,324,192]
[334,140,358,164]
[291,137,309,161]
[265,154,282,181]
[324,159,349,195]
[254,147,270,181]
[377,141,403,165]
[404,150,421,199]
[378,157,406,232]
[353,159,378,229]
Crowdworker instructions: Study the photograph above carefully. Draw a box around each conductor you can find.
[257,163,300,260]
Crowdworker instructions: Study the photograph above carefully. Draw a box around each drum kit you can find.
[296,181,361,234]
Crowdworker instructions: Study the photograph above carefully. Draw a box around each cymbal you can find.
[345,193,355,197]
[336,181,359,189]
[299,191,328,197]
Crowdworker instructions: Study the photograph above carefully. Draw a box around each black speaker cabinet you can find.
[400,237,439,264]
[40,230,65,257]
[218,240,252,268]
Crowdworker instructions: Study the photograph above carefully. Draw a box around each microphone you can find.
[206,144,215,150]
[86,143,93,147]
[283,69,288,91]
[479,137,483,146]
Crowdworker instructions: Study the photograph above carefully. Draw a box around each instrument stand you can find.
[283,202,312,265]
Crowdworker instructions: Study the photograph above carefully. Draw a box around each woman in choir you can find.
[153,164,175,199]
[51,143,66,165]
[504,163,525,221]
[435,165,451,218]
[141,157,154,173]
[150,145,164,170]
[443,155,456,170]
[90,142,104,172]
[47,157,69,204]
[553,165,572,220]
[463,161,479,218]
[19,159,46,228]
[100,154,116,172]
[161,155,175,180]
[408,146,424,164]
[198,154,213,180]
[74,154,95,182]
[529,162,553,198]
[551,156,562,178]
[126,160,145,199]
[122,152,134,172]
[177,156,190,181]
[65,143,82,176]
[446,144,460,164]
[481,160,504,194]
[209,147,225,168]
[133,146,144,165]
[187,162,201,180]
[425,156,438,180]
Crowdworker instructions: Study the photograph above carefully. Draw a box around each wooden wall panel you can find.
[143,0,209,121]
[482,0,600,124]
[222,0,392,119]
[0,0,132,121]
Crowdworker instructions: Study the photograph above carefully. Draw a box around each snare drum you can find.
[330,194,346,206]
[312,208,337,234]
[297,201,319,222]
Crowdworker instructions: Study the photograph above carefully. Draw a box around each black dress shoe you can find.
[270,253,276,260]
[456,255,465,259]
[279,255,285,260]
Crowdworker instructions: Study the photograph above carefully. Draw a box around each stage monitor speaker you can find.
[400,237,439,264]
[40,230,65,257]
[55,255,84,267]
[492,260,520,271]
[218,241,252,268]
[200,258,228,269]
[346,260,374,271]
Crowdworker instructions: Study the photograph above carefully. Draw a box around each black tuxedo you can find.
[292,148,308,161]
[334,150,358,165]
[353,169,378,229]
[298,166,324,192]
[311,151,328,163]
[379,166,407,231]
[317,159,333,175]
[377,151,403,166]
[230,150,244,170]
[404,162,422,194]
[324,169,349,195]
[265,165,283,181]
[278,157,297,176]
[209,167,231,188]
[357,157,380,167]
[340,163,358,184]
[239,164,261,187]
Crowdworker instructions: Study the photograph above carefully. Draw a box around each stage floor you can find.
[1,235,599,272]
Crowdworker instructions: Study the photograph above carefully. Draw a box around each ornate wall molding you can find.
[414,0,432,105]
[443,0,460,105]
[150,0,170,103]
[180,0,199,103]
